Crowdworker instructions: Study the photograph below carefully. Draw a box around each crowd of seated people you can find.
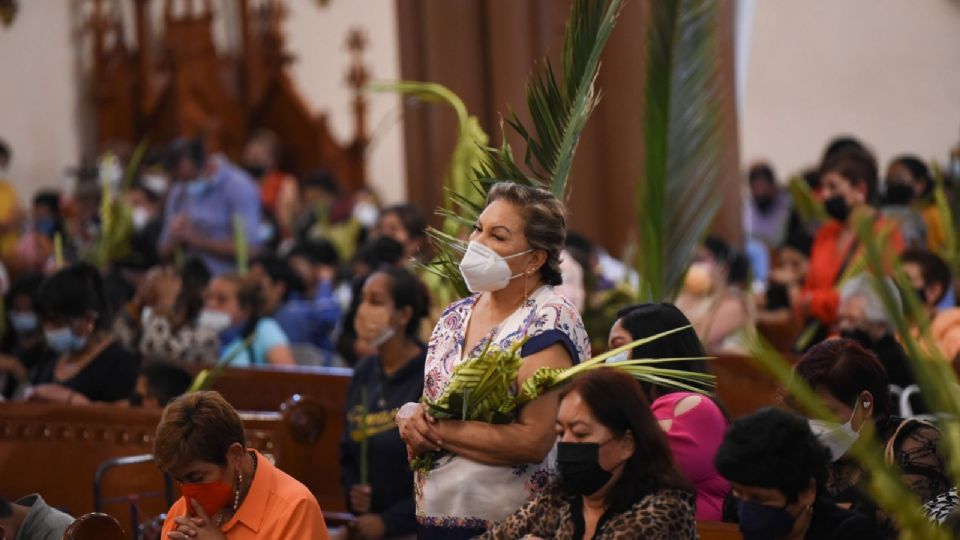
[4,129,960,540]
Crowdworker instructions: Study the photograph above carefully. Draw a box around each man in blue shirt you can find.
[158,138,262,275]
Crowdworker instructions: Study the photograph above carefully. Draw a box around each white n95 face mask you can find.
[458,241,532,293]
[197,309,233,333]
[605,350,630,364]
[808,399,863,462]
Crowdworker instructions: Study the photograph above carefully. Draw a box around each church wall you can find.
[0,0,405,205]
[741,0,960,179]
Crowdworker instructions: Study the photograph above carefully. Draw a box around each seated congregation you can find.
[3,129,960,540]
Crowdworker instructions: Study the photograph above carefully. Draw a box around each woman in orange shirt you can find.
[800,150,903,326]
[155,391,328,540]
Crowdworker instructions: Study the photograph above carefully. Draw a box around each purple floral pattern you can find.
[417,286,591,531]
[423,286,591,403]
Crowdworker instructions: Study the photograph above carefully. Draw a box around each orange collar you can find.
[222,450,273,534]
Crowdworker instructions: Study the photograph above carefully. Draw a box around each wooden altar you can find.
[85,0,368,191]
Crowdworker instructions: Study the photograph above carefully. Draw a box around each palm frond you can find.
[367,80,491,232]
[188,331,258,393]
[787,174,827,224]
[636,0,723,302]
[932,162,960,272]
[741,326,950,540]
[851,214,960,486]
[375,0,623,300]
[414,326,714,474]
[233,213,248,275]
[503,0,623,198]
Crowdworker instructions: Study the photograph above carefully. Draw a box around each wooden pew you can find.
[710,355,786,419]
[0,400,330,528]
[62,512,125,540]
[207,365,352,414]
[698,521,742,540]
[205,365,353,512]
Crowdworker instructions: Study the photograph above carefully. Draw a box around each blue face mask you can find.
[737,499,796,540]
[185,178,209,198]
[9,311,38,334]
[44,326,87,354]
[35,218,56,236]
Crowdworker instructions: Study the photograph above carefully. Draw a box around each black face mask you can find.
[914,287,928,304]
[841,327,875,349]
[557,441,613,496]
[755,196,776,214]
[244,164,267,180]
[824,195,850,222]
[841,328,899,355]
[883,182,915,206]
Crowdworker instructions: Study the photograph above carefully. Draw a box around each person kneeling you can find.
[155,391,328,539]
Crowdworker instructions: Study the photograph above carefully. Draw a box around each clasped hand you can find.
[167,499,226,540]
[397,403,443,460]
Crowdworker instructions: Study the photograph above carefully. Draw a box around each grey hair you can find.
[485,182,566,286]
[839,273,902,327]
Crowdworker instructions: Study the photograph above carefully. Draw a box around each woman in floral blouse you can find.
[398,183,591,539]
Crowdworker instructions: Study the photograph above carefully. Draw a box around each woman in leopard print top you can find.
[476,368,697,540]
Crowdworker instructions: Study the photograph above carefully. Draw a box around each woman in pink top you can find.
[608,303,730,521]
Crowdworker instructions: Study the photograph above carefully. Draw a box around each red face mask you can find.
[179,478,234,518]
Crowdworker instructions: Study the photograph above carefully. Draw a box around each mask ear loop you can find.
[522,250,540,301]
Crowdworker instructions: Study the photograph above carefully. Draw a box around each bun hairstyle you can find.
[485,182,567,286]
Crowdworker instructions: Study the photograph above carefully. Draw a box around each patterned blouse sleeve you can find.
[892,420,950,504]
[520,295,591,365]
[139,316,187,363]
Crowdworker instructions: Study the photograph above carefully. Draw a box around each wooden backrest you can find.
[207,365,352,413]
[711,355,784,419]
[697,521,742,540]
[756,318,804,354]
[0,401,312,525]
[62,512,125,540]
[206,365,353,511]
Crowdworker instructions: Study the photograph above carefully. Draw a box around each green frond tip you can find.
[636,0,724,302]
[741,325,951,539]
[931,161,960,271]
[500,0,624,199]
[787,174,826,224]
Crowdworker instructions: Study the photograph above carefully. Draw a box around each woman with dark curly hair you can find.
[715,407,880,539]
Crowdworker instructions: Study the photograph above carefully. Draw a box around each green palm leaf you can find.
[636,0,723,302]
[414,326,714,474]
[741,326,950,540]
[932,162,960,272]
[742,212,960,539]
[366,81,490,233]
[787,174,827,224]
[373,0,623,300]
[851,215,960,485]
[504,0,623,198]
